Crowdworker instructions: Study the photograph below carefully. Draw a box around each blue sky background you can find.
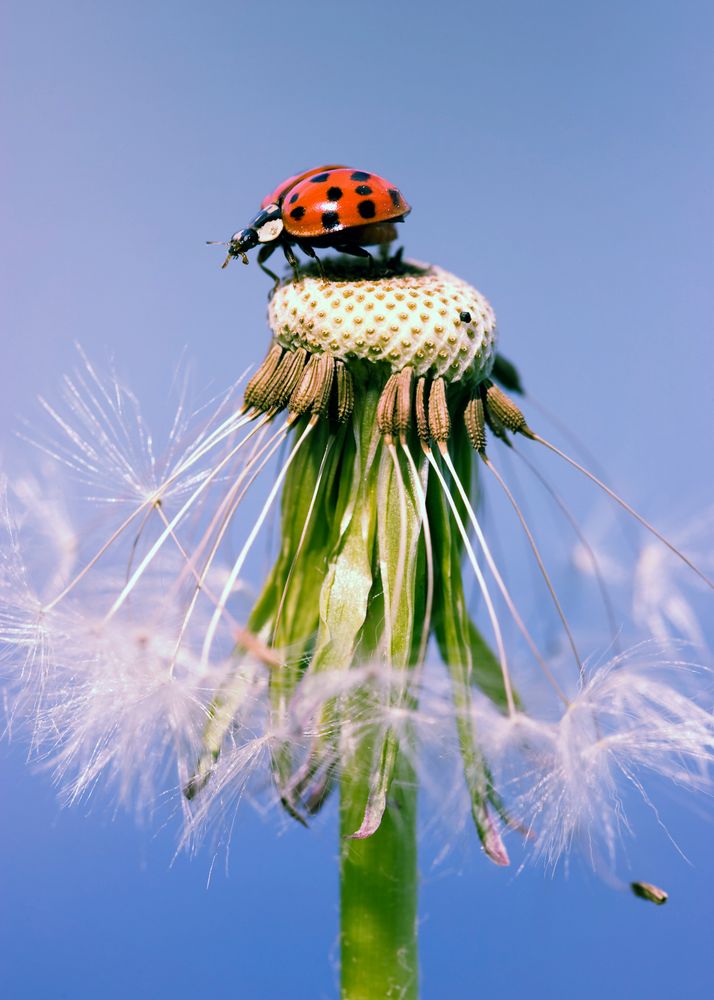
[2,2,713,997]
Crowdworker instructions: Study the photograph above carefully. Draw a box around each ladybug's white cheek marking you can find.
[256,219,284,243]
[268,262,497,382]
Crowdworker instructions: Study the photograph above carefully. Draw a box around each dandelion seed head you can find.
[268,262,497,381]
[1,248,712,891]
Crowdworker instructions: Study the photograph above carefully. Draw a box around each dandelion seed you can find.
[631,880,668,905]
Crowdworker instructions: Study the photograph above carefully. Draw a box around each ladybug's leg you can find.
[257,244,281,287]
[334,244,374,275]
[387,245,404,270]
[299,243,325,279]
[281,241,302,282]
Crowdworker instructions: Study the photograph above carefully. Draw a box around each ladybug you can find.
[214,165,411,281]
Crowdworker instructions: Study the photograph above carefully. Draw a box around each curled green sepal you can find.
[184,663,263,800]
[349,727,401,840]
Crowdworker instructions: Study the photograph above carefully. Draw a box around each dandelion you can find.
[2,252,713,999]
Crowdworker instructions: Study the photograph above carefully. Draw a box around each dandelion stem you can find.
[340,739,418,1000]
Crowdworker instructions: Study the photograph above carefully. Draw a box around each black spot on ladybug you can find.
[327,186,343,201]
[310,172,331,183]
[322,210,340,229]
[351,171,371,181]
[388,188,401,207]
[289,193,299,204]
[290,206,306,220]
[357,199,376,219]
[355,184,373,196]
[460,311,472,323]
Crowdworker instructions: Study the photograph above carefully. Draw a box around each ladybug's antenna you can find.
[206,240,249,269]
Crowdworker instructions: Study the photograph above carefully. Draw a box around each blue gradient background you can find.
[2,3,713,998]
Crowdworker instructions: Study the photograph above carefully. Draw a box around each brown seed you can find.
[268,348,308,411]
[464,396,487,452]
[335,360,355,423]
[415,377,430,442]
[395,367,413,438]
[631,882,668,906]
[288,352,322,415]
[243,342,283,409]
[485,381,530,433]
[428,377,450,442]
[311,353,336,418]
[377,373,400,437]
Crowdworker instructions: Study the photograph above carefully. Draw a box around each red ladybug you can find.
[215,165,411,281]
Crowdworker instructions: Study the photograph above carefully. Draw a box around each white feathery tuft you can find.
[33,606,233,814]
[0,346,712,884]
[573,505,713,650]
[632,509,714,649]
[473,647,714,871]
[0,354,268,819]
[24,346,248,508]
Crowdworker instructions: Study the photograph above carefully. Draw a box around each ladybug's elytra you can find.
[216,165,411,281]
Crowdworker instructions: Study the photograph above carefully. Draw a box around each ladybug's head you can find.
[222,203,284,268]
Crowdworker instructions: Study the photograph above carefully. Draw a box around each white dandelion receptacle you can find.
[268,262,497,382]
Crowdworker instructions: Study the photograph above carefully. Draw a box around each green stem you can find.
[340,740,418,1000]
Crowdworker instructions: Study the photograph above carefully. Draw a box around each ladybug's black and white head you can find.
[251,203,284,244]
[227,203,284,263]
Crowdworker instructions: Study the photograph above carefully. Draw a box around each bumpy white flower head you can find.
[268,261,497,382]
